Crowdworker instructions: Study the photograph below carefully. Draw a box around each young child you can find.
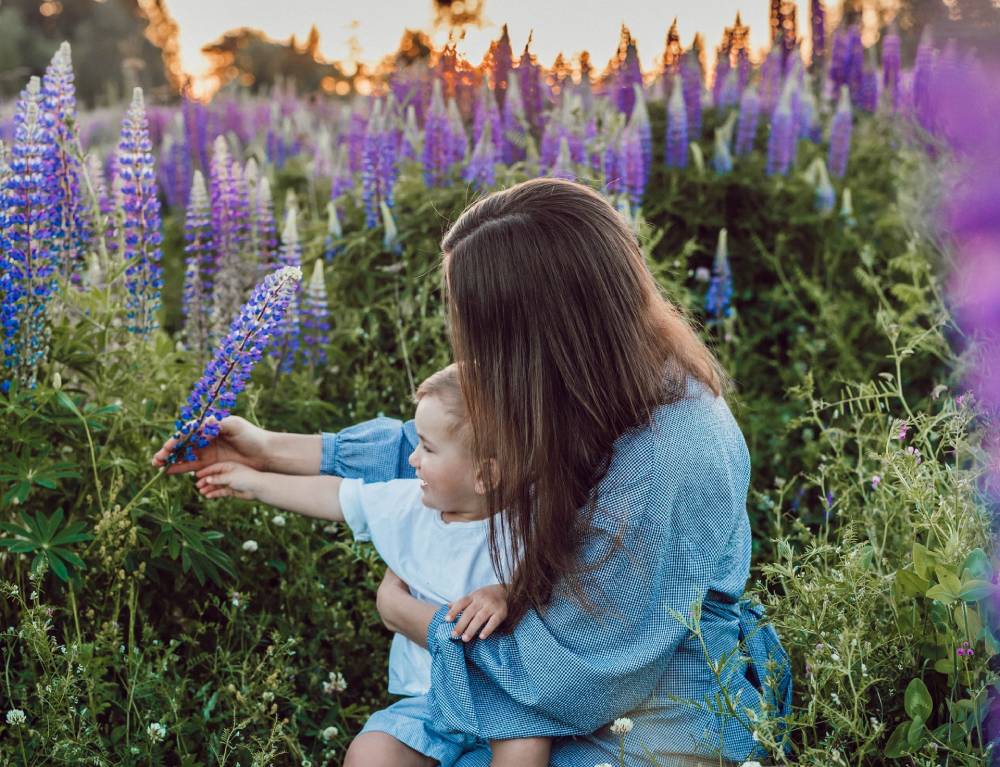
[194,364,550,767]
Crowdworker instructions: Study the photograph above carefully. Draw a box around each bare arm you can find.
[195,463,344,522]
[264,432,323,475]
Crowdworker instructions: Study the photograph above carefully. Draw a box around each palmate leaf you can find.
[0,509,93,582]
[0,451,81,507]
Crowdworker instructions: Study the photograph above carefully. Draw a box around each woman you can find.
[154,178,791,766]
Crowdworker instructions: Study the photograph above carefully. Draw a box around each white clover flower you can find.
[6,709,26,726]
[610,717,633,735]
[271,514,286,527]
[322,671,347,694]
[321,725,339,742]
[147,721,167,742]
[242,540,259,553]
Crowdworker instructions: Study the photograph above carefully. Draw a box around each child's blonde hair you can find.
[414,364,469,441]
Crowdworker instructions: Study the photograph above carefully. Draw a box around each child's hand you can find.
[194,462,262,500]
[445,584,508,642]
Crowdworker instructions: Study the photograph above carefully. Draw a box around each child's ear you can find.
[474,458,499,496]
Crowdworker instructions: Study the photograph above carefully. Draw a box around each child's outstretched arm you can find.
[195,463,346,522]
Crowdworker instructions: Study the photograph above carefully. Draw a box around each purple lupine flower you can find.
[718,68,740,110]
[401,104,421,162]
[798,77,820,141]
[329,142,353,202]
[734,85,760,156]
[882,28,901,112]
[602,122,623,195]
[616,30,643,119]
[665,76,688,169]
[845,26,865,105]
[181,170,212,352]
[300,260,330,370]
[630,84,653,178]
[0,77,61,391]
[182,97,210,174]
[705,228,733,320]
[713,52,731,109]
[766,81,796,176]
[712,128,733,174]
[829,29,849,90]
[473,77,504,162]
[463,120,497,190]
[423,80,450,188]
[446,98,469,167]
[271,207,302,373]
[912,29,935,134]
[620,126,645,208]
[116,87,163,337]
[40,42,87,285]
[518,38,544,132]
[828,85,853,178]
[736,46,751,94]
[323,201,343,263]
[208,136,251,341]
[490,24,514,113]
[760,46,785,115]
[811,0,826,66]
[346,109,367,175]
[255,175,277,276]
[169,265,302,464]
[361,105,382,228]
[681,52,703,140]
[158,128,192,211]
[501,75,529,164]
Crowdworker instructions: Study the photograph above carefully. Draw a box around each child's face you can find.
[408,395,483,515]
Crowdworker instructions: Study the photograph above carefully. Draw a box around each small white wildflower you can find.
[830,652,840,662]
[831,692,841,705]
[322,523,339,534]
[610,717,633,735]
[321,725,339,742]
[271,514,286,527]
[322,671,347,694]
[6,709,26,726]
[146,722,167,742]
[694,266,711,283]
[242,540,259,553]
[261,691,275,704]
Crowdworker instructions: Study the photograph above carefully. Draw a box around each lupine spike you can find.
[300,259,330,370]
[462,120,497,190]
[828,85,853,178]
[170,266,302,464]
[208,136,251,341]
[501,74,528,164]
[422,80,450,187]
[323,200,344,262]
[665,76,689,169]
[271,207,302,373]
[255,175,277,275]
[381,200,401,255]
[0,77,61,391]
[705,228,733,320]
[116,87,163,338]
[630,83,653,175]
[712,128,733,174]
[734,85,760,156]
[881,27,901,112]
[182,170,212,352]
[550,135,576,182]
[766,80,796,176]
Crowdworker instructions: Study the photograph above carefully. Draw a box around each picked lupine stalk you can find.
[828,85,853,179]
[169,266,302,464]
[665,75,688,169]
[117,87,164,337]
[300,260,330,370]
[705,228,733,320]
[0,77,61,392]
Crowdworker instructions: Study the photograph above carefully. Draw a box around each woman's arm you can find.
[376,569,438,646]
[265,432,323,475]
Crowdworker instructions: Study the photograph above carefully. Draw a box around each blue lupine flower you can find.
[829,29,849,90]
[798,78,820,141]
[828,85,853,178]
[812,159,835,214]
[712,128,733,174]
[323,201,343,263]
[116,87,163,337]
[41,42,87,284]
[734,85,760,156]
[0,77,61,391]
[181,170,212,352]
[766,81,796,176]
[845,26,865,105]
[463,120,497,190]
[300,259,330,370]
[169,265,302,464]
[422,80,450,188]
[271,207,302,373]
[705,228,733,320]
[665,76,688,169]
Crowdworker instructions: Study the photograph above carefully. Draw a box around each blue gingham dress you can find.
[321,378,792,767]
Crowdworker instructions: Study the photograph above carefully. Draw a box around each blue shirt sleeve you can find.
[319,416,418,481]
[424,390,755,740]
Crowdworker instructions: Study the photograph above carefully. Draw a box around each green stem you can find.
[119,468,165,519]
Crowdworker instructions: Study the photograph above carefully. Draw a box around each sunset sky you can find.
[167,0,809,87]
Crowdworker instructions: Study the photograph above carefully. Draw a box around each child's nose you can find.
[407,448,418,468]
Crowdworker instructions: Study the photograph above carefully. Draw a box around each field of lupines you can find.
[0,9,998,766]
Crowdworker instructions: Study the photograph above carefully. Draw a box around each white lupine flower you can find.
[6,709,26,726]
[242,540,259,553]
[147,722,167,741]
[610,717,633,735]
[321,725,339,741]
[271,514,286,527]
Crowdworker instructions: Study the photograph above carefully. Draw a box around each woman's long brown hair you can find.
[441,178,728,628]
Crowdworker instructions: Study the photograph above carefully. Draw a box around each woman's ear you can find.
[474,458,499,496]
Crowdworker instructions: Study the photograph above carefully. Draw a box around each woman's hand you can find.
[151,416,271,476]
[446,584,508,641]
[194,462,263,501]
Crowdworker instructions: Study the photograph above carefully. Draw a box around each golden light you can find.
[40,1,63,17]
[335,80,351,96]
[321,76,337,93]
[355,77,373,96]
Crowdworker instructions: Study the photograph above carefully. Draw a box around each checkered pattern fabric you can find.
[321,379,792,765]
